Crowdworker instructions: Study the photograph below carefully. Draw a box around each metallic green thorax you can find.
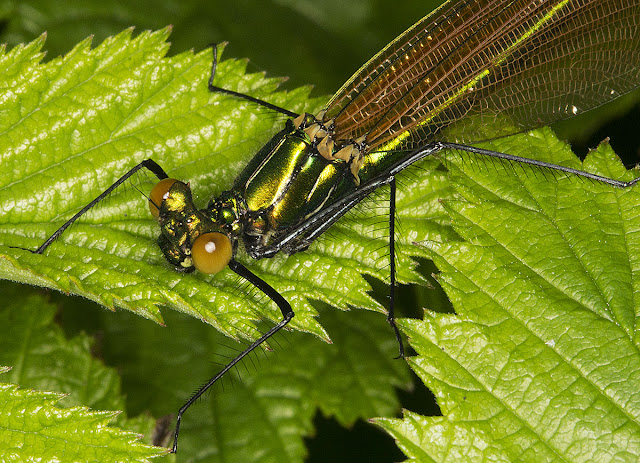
[157,112,402,268]
[228,113,404,258]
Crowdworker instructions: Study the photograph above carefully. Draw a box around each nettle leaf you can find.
[0,29,442,462]
[375,131,640,461]
[0,282,159,432]
[0,30,449,345]
[0,381,165,462]
[0,286,165,461]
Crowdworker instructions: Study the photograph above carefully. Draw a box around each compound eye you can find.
[149,178,178,219]
[191,232,233,274]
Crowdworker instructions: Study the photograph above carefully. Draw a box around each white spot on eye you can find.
[204,241,217,253]
[162,192,170,200]
[571,105,578,114]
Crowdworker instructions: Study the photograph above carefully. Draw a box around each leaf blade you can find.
[378,133,640,462]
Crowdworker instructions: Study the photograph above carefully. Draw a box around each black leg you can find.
[254,145,446,258]
[13,159,168,254]
[437,142,640,189]
[171,259,294,454]
[387,178,404,359]
[207,44,299,119]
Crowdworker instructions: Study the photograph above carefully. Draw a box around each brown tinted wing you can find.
[322,0,640,151]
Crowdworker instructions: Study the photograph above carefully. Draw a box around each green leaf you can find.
[375,132,640,462]
[0,380,166,461]
[0,283,164,461]
[0,280,154,427]
[0,275,410,461]
[0,285,165,461]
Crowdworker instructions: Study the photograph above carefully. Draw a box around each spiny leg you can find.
[13,159,168,254]
[437,142,640,189]
[171,259,294,454]
[207,44,298,118]
[388,178,404,359]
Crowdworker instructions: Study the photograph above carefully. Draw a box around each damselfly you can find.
[8,0,640,454]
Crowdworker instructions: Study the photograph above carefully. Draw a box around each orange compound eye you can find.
[149,178,178,219]
[191,232,233,274]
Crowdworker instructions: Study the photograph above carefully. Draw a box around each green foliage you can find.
[0,284,126,415]
[0,0,441,94]
[0,9,639,463]
[0,382,163,462]
[375,133,640,461]
[83,297,410,461]
[0,287,165,461]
